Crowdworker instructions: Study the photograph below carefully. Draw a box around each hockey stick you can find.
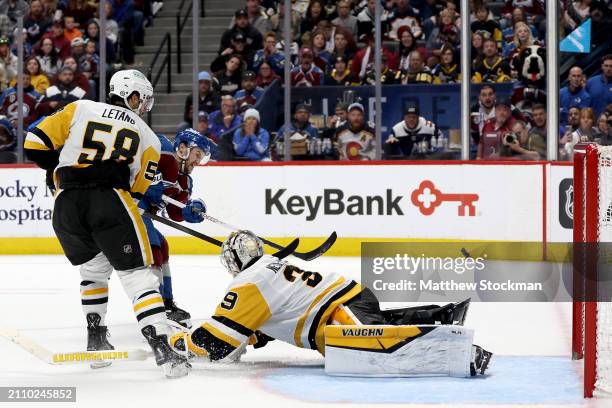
[142,211,300,259]
[0,326,151,365]
[161,195,337,261]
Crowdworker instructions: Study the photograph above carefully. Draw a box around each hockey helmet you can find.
[109,69,154,115]
[173,128,212,165]
[221,230,264,276]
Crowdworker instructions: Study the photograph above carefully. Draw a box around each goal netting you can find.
[573,143,612,398]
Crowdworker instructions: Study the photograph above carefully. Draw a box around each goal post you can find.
[573,142,612,398]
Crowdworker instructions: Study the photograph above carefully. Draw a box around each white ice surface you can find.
[0,255,605,407]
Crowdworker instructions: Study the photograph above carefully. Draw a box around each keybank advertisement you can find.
[0,164,571,242]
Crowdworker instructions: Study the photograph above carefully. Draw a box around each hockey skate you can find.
[86,313,114,369]
[470,345,493,376]
[164,298,192,329]
[433,298,471,325]
[382,298,471,325]
[142,325,190,378]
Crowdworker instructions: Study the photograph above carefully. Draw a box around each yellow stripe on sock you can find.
[133,296,163,312]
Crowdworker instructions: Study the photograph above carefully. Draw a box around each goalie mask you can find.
[221,230,264,276]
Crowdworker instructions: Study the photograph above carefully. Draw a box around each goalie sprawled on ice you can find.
[171,231,492,378]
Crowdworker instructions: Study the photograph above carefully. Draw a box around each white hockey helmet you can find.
[221,230,264,276]
[109,69,154,115]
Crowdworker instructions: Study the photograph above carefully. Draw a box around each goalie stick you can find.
[160,195,337,261]
[142,211,300,260]
[0,326,151,365]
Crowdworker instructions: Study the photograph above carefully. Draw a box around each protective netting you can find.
[595,146,612,395]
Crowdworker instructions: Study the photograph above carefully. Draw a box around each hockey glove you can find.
[182,199,206,223]
[143,181,165,206]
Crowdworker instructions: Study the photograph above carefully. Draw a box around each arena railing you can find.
[147,32,172,126]
[176,0,205,74]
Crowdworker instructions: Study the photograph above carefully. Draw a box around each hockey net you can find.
[573,143,612,398]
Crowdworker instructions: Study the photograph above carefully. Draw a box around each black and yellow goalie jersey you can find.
[24,99,160,197]
[189,255,362,360]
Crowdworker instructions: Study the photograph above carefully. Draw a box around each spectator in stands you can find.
[209,95,242,140]
[0,0,29,23]
[325,54,358,86]
[335,102,375,160]
[501,7,538,47]
[471,4,502,45]
[385,105,444,158]
[24,0,52,46]
[432,44,461,84]
[330,28,356,63]
[311,30,332,71]
[478,97,516,160]
[0,37,17,84]
[560,66,592,125]
[586,55,612,117]
[277,103,319,139]
[388,0,422,40]
[471,32,485,62]
[504,21,538,71]
[220,9,263,54]
[256,60,280,87]
[42,21,71,59]
[61,56,91,98]
[63,15,83,43]
[322,101,349,140]
[472,38,511,83]
[253,31,286,76]
[235,71,264,109]
[103,2,120,45]
[65,0,97,26]
[12,28,33,59]
[364,53,402,85]
[401,50,433,84]
[565,107,598,158]
[0,65,7,92]
[332,0,358,39]
[596,113,609,142]
[111,0,141,63]
[0,13,10,39]
[233,108,270,161]
[243,0,272,36]
[179,71,221,131]
[396,26,425,72]
[300,0,327,37]
[564,0,592,31]
[214,54,244,96]
[213,32,255,72]
[37,66,86,115]
[290,47,324,86]
[0,71,41,128]
[84,20,116,63]
[23,56,50,94]
[561,106,581,143]
[507,119,545,160]
[352,33,396,83]
[426,9,457,55]
[0,117,16,163]
[36,37,62,78]
[195,111,216,143]
[470,85,497,145]
[72,38,97,97]
[357,0,390,42]
[269,1,300,42]
[528,103,547,146]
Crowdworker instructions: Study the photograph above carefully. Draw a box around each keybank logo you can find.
[411,180,479,216]
[265,181,479,221]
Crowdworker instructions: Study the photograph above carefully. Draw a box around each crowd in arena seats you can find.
[0,0,162,163]
[178,0,609,161]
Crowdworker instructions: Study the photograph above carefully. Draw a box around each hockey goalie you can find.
[171,231,492,378]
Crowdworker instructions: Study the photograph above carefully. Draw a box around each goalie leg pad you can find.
[324,325,474,378]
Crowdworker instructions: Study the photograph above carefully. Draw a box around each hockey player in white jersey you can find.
[24,70,189,378]
[171,231,490,377]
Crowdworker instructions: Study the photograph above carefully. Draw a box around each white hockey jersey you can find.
[203,255,362,354]
[24,99,160,197]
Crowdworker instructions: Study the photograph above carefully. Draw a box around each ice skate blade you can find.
[90,361,112,369]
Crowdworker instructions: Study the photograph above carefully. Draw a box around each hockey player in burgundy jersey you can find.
[139,128,212,327]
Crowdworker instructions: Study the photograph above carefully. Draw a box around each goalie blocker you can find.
[325,325,492,378]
